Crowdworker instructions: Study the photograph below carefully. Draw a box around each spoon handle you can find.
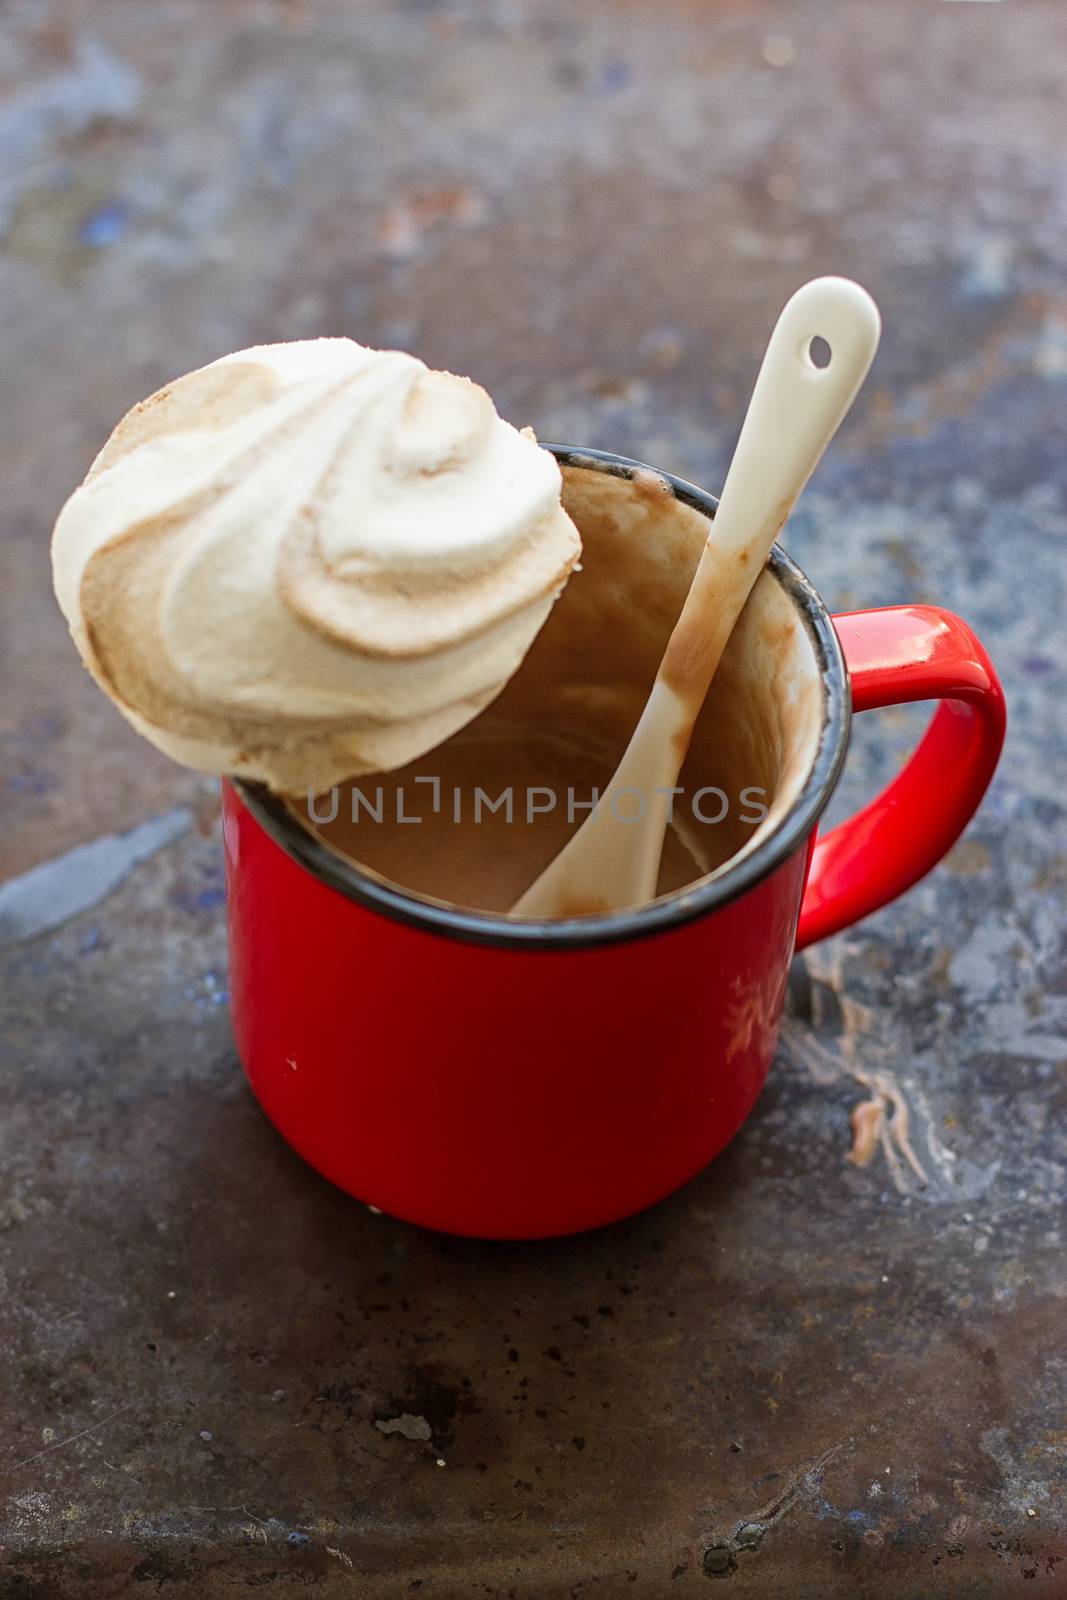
[512,278,880,919]
[662,277,882,705]
[713,276,881,561]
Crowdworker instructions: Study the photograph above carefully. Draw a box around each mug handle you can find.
[795,605,1006,949]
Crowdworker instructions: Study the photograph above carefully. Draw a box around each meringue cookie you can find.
[51,339,581,792]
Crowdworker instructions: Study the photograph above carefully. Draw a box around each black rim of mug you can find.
[234,443,852,951]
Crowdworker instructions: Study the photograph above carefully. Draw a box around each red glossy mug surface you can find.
[223,448,1005,1238]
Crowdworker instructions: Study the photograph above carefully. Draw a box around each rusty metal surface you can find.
[1,0,1065,1593]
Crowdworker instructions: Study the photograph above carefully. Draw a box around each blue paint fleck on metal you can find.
[6,769,57,796]
[79,202,129,248]
[174,867,227,916]
[598,60,631,93]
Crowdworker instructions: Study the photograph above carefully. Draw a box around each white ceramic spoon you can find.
[511,276,881,919]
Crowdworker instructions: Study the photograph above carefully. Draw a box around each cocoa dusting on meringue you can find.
[51,338,581,792]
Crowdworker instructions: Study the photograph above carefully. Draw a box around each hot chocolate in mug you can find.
[222,445,1005,1238]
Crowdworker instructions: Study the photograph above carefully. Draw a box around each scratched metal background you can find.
[1,1,1065,1595]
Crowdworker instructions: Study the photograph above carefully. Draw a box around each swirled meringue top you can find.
[51,339,581,792]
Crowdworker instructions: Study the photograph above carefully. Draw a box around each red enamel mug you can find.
[222,445,1005,1239]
